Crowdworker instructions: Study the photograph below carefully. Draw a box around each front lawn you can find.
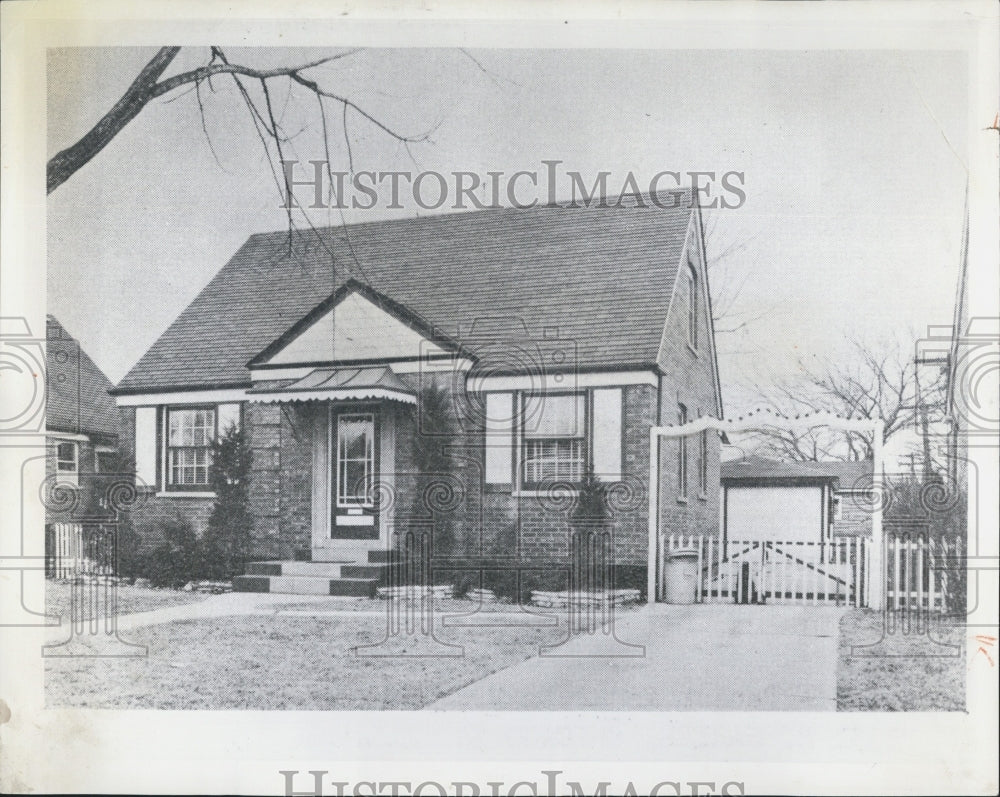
[45,611,566,709]
[837,608,966,711]
[46,579,209,623]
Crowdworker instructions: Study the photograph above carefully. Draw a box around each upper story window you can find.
[167,407,215,488]
[677,403,688,499]
[56,441,79,486]
[522,392,586,486]
[686,263,698,350]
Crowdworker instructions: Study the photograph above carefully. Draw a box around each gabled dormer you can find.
[248,279,461,371]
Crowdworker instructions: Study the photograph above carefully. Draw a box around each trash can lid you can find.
[665,548,699,560]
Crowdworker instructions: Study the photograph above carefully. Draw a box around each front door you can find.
[331,410,379,538]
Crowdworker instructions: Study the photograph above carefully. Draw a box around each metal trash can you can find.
[664,549,699,604]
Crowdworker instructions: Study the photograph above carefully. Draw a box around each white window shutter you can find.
[134,406,157,488]
[217,403,241,435]
[484,392,513,484]
[592,388,623,482]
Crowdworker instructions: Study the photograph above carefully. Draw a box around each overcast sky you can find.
[47,46,968,407]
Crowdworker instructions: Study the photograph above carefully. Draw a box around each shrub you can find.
[483,568,534,605]
[570,470,609,529]
[885,473,967,615]
[146,516,201,588]
[413,383,459,556]
[451,573,473,599]
[115,517,146,581]
[200,422,253,580]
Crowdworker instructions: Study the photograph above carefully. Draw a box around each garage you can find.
[725,484,823,543]
[721,455,873,545]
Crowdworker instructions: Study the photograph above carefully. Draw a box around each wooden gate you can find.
[661,533,869,606]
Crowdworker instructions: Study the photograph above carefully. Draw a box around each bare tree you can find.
[46,46,434,195]
[700,208,778,337]
[743,335,946,462]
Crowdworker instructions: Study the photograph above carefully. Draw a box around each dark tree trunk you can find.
[46,47,181,194]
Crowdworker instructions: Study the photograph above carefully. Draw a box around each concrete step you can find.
[232,573,378,597]
[232,575,271,593]
[245,561,351,578]
[340,563,391,581]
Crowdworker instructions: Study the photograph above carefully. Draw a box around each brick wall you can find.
[115,406,214,548]
[656,221,722,543]
[470,383,656,566]
[245,401,317,560]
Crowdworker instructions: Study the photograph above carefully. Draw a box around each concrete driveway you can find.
[426,603,844,711]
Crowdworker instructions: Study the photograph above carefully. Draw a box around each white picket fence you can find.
[661,533,869,607]
[884,534,959,614]
[45,522,116,579]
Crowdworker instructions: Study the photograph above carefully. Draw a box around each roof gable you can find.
[721,456,873,486]
[116,193,700,394]
[251,280,454,368]
[47,315,119,438]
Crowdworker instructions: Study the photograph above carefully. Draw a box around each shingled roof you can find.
[47,315,119,439]
[721,456,873,488]
[115,193,699,394]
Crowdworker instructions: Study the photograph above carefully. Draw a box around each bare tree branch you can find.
[46,46,435,195]
[47,47,182,194]
[149,51,362,99]
[741,335,946,462]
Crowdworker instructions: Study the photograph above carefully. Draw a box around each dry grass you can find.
[44,612,566,709]
[277,596,554,614]
[46,579,209,623]
[837,608,966,711]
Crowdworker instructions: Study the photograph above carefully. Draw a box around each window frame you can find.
[519,390,588,490]
[677,404,688,500]
[164,405,217,491]
[686,262,698,351]
[335,411,377,509]
[55,440,79,487]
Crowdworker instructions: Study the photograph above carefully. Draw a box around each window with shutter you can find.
[522,392,586,486]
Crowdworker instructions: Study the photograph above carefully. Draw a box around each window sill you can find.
[156,491,216,498]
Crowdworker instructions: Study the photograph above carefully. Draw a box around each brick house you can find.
[720,456,874,544]
[46,315,121,519]
[112,193,724,596]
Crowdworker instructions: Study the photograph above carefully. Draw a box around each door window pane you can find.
[337,414,374,506]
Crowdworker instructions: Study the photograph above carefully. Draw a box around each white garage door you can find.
[727,486,823,543]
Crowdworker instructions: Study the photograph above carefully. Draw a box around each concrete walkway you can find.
[426,603,844,711]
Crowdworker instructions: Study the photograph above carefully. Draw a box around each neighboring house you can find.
[112,192,724,595]
[720,455,874,544]
[46,315,121,519]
